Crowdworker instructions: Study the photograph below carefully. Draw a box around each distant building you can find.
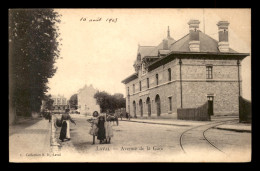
[77,84,101,115]
[122,20,249,118]
[51,94,68,113]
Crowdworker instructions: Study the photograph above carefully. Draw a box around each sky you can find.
[47,9,251,100]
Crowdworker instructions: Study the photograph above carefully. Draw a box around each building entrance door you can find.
[139,99,143,117]
[207,96,214,116]
[133,101,136,117]
[155,95,161,116]
[146,97,151,117]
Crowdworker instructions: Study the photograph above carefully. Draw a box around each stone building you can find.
[77,84,101,115]
[51,94,68,113]
[121,20,249,118]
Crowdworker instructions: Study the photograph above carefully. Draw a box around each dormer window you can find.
[142,63,147,75]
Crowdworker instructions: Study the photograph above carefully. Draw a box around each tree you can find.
[113,93,126,109]
[94,91,126,113]
[69,94,78,109]
[94,91,110,113]
[43,94,54,111]
[9,9,61,117]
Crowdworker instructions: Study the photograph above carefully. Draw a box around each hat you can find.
[93,111,99,117]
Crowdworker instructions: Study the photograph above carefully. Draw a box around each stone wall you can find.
[125,57,241,118]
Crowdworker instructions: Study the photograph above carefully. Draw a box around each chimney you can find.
[188,19,200,52]
[163,39,168,50]
[217,21,230,52]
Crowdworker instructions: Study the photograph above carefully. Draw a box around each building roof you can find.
[122,26,249,84]
[138,27,176,59]
[138,46,156,60]
[77,84,98,94]
[158,49,171,55]
[51,94,66,99]
[169,31,238,53]
[145,38,176,57]
[121,73,138,84]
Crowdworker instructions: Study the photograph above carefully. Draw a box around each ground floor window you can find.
[168,96,172,112]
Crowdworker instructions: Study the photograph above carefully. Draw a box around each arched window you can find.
[146,97,151,117]
[139,81,142,91]
[139,99,143,117]
[168,68,171,81]
[156,74,159,85]
[155,94,161,116]
[133,101,136,117]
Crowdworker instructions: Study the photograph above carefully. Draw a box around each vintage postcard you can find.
[9,8,251,162]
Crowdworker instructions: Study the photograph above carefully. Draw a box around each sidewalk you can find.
[120,118,206,127]
[215,122,251,133]
[120,116,251,132]
[9,118,52,162]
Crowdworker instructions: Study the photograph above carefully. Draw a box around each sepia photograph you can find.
[9,8,251,162]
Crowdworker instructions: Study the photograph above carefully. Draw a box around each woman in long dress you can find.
[59,119,67,141]
[59,109,76,142]
[97,115,106,144]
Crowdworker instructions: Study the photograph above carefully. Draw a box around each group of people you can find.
[58,109,113,144]
[119,112,130,120]
[87,111,114,144]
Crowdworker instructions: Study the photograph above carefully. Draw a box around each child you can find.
[105,117,113,144]
[87,111,99,144]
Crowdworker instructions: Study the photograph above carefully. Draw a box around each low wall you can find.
[177,102,210,121]
[239,96,251,123]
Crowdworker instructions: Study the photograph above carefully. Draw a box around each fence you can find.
[239,96,251,123]
[177,102,210,121]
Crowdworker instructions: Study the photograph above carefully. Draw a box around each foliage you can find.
[43,94,54,111]
[94,91,126,113]
[9,9,61,116]
[69,94,78,109]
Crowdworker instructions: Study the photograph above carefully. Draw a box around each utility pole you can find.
[179,58,183,108]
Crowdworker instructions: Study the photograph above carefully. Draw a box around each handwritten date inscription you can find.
[80,17,118,23]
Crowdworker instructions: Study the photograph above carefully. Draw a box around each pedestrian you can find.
[48,112,52,123]
[97,115,106,144]
[128,113,131,120]
[59,109,76,142]
[87,111,99,145]
[120,113,123,120]
[105,114,113,144]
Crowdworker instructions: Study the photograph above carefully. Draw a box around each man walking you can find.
[48,112,52,123]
